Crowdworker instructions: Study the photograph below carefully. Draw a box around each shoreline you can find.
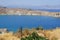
[0,8,60,17]
[0,14,60,18]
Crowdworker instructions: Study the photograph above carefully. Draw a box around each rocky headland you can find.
[0,7,60,17]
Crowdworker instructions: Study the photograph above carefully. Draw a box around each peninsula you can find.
[0,7,60,17]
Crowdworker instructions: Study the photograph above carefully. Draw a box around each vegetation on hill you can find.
[21,32,48,40]
[0,26,59,40]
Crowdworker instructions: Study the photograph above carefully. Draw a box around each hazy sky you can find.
[0,0,60,8]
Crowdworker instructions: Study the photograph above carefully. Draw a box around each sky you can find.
[0,0,60,9]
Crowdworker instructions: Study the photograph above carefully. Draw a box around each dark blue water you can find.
[39,9,60,12]
[0,15,60,31]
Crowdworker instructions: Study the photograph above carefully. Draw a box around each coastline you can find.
[0,8,60,17]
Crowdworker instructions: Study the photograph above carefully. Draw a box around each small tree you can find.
[21,32,49,40]
[36,26,43,30]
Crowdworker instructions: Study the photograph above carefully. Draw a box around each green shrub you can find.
[21,32,49,40]
[36,26,43,30]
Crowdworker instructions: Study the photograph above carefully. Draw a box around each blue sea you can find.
[0,15,60,31]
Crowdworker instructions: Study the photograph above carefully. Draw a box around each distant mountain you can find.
[0,5,60,12]
[0,6,7,8]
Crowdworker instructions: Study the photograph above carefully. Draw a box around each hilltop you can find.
[0,27,60,40]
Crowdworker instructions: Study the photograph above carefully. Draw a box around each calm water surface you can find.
[0,15,60,31]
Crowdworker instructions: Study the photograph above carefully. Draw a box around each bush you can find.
[36,26,43,30]
[21,32,49,40]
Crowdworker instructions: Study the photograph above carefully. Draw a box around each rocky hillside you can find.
[0,7,60,17]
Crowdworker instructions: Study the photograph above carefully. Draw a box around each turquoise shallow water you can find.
[0,15,60,31]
